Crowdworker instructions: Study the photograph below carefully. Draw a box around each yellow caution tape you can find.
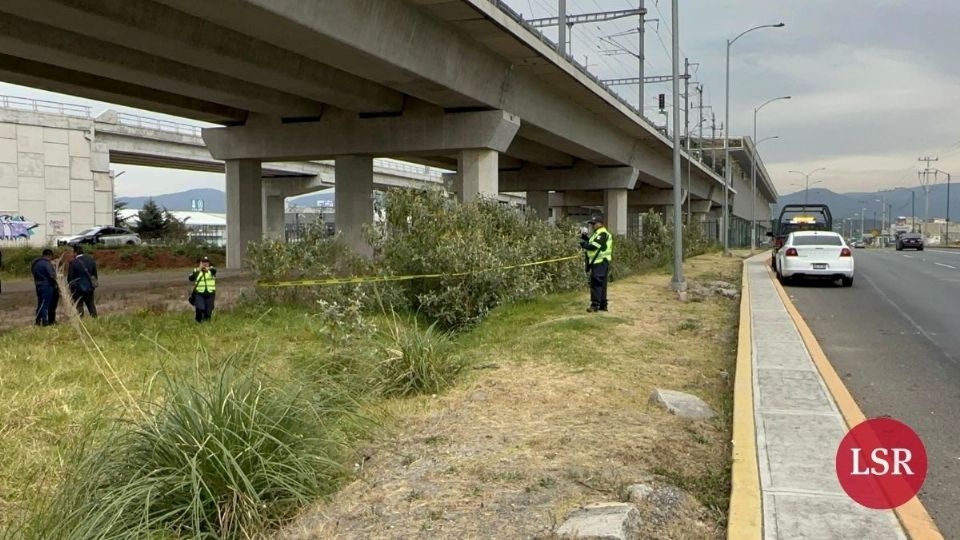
[256,254,581,288]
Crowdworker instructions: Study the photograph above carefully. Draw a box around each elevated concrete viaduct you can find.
[0,0,777,266]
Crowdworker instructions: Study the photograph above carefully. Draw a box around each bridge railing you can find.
[0,95,91,118]
[115,112,204,138]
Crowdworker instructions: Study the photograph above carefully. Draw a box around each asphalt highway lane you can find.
[785,248,960,537]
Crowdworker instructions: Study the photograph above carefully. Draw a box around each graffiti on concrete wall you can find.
[0,214,38,241]
[48,219,64,236]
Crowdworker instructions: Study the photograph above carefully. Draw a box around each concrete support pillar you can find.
[457,149,498,203]
[604,189,628,236]
[225,159,262,268]
[551,205,567,223]
[335,155,374,257]
[526,190,549,220]
[263,194,286,241]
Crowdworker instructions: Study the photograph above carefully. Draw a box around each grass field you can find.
[0,252,742,538]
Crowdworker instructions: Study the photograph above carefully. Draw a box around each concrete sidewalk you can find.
[745,255,907,539]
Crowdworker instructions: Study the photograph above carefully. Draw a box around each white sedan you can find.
[776,231,855,287]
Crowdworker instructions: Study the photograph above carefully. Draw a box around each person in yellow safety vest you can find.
[188,255,217,323]
[580,215,613,312]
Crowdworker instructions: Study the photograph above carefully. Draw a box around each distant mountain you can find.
[119,188,334,212]
[777,184,959,227]
[118,188,227,212]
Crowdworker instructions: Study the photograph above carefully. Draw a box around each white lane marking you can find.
[928,249,960,256]
[860,273,956,364]
[935,262,957,269]
[902,254,913,258]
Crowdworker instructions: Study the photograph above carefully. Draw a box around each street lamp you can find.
[723,22,785,255]
[750,134,781,252]
[750,95,790,252]
[788,167,826,207]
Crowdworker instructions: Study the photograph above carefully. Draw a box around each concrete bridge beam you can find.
[498,163,638,193]
[0,0,404,115]
[203,109,520,162]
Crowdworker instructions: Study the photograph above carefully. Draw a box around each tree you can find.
[163,210,190,243]
[113,200,128,227]
[135,199,167,240]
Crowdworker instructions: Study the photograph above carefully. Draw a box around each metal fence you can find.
[0,95,91,118]
[115,112,204,137]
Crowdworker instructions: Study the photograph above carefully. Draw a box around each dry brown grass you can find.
[278,252,743,540]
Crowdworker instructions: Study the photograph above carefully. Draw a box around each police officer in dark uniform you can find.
[580,216,613,312]
[31,248,59,326]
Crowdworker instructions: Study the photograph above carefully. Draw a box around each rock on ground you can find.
[556,502,643,540]
[649,388,715,419]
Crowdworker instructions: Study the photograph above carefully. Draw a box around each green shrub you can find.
[374,189,582,328]
[25,361,357,540]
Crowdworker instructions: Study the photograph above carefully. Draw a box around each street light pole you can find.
[670,0,685,291]
[788,167,826,207]
[751,96,790,252]
[723,22,785,255]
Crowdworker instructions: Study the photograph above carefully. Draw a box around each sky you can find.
[2,0,958,197]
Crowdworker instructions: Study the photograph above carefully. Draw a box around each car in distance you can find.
[852,240,866,249]
[895,233,924,251]
[57,226,142,247]
[775,231,854,287]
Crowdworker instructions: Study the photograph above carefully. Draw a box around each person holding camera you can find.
[188,256,217,323]
[580,216,613,312]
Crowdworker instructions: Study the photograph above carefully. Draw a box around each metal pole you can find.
[751,108,757,252]
[684,58,691,225]
[723,39,731,254]
[860,208,865,239]
[670,0,685,290]
[558,0,566,56]
[638,0,644,114]
[947,173,951,246]
[912,188,916,232]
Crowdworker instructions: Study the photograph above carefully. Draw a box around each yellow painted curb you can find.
[727,260,762,540]
[767,263,943,540]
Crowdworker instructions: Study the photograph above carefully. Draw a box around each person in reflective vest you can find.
[188,256,217,322]
[580,216,613,312]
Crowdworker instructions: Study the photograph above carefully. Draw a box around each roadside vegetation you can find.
[0,244,225,279]
[0,190,724,538]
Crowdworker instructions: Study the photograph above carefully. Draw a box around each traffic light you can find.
[658,93,665,111]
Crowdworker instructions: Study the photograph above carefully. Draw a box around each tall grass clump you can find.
[377,314,462,397]
[25,361,357,540]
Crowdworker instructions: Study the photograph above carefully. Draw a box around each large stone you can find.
[556,503,642,540]
[649,389,715,419]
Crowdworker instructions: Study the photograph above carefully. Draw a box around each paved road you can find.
[787,248,960,538]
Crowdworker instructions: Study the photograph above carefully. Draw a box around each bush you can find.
[25,361,357,539]
[247,191,716,329]
[246,223,398,309]
[373,190,582,328]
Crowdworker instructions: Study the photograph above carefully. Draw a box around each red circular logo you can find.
[836,418,927,509]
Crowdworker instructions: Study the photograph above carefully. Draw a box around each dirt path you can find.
[279,253,743,540]
[0,269,251,328]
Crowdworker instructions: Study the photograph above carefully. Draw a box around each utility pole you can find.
[919,156,939,233]
[684,58,691,224]
[638,0,645,114]
[557,0,566,56]
[912,188,916,233]
[670,0,685,291]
